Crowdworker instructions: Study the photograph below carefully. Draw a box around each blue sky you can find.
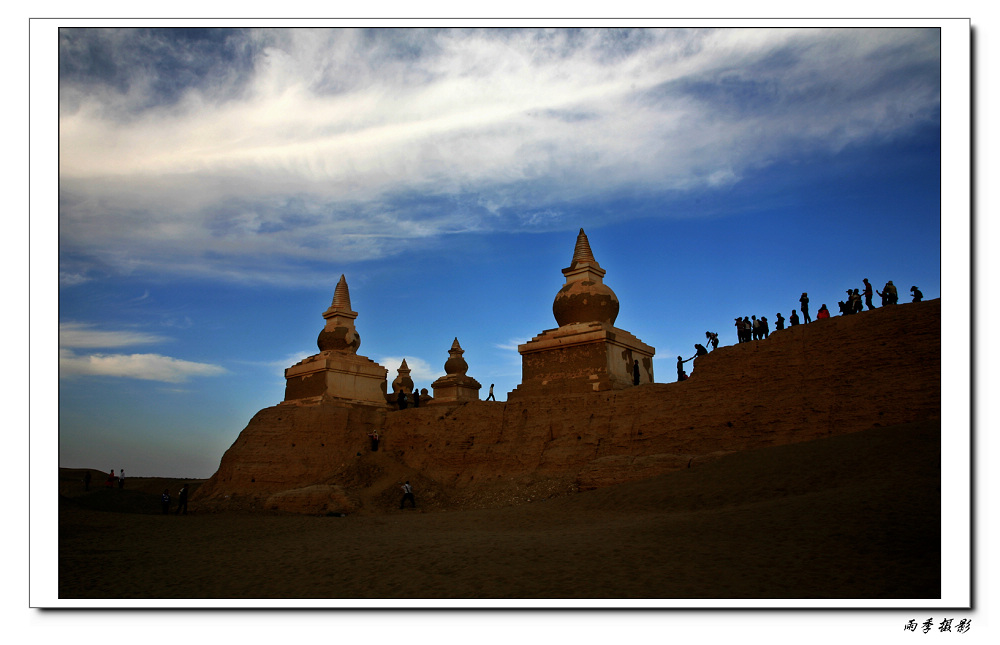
[54,26,948,478]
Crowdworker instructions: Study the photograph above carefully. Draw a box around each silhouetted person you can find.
[486,384,496,401]
[175,484,189,515]
[775,313,785,330]
[862,278,875,310]
[106,470,115,488]
[706,331,719,350]
[789,310,800,326]
[118,468,125,489]
[751,315,760,341]
[878,281,898,305]
[852,289,863,314]
[694,343,708,357]
[412,387,420,407]
[676,355,693,382]
[743,317,752,342]
[911,286,923,302]
[734,318,744,343]
[817,304,830,319]
[83,471,91,491]
[397,390,408,410]
[886,281,898,304]
[632,360,640,385]
[161,489,170,514]
[760,317,769,338]
[400,481,415,509]
[799,292,811,323]
[838,301,850,316]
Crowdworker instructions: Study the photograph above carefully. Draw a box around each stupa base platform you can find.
[508,322,654,399]
[283,351,388,406]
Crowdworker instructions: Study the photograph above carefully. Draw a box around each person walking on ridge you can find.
[862,278,875,310]
[486,384,496,401]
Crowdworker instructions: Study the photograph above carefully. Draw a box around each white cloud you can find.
[59,322,225,383]
[59,348,226,383]
[58,27,940,283]
[377,355,442,387]
[59,322,170,349]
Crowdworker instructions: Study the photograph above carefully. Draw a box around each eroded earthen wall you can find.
[197,299,941,511]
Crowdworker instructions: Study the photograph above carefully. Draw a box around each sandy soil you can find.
[58,420,940,602]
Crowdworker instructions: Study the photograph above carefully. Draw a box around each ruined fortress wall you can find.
[196,299,940,510]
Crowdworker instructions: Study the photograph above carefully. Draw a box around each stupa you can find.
[509,229,655,398]
[430,338,482,404]
[282,274,388,406]
[391,359,415,395]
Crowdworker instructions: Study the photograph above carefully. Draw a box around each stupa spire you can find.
[553,228,618,326]
[317,274,360,353]
[571,228,597,265]
[331,274,352,310]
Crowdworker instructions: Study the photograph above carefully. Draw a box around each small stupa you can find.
[509,229,655,398]
[430,338,482,404]
[391,359,415,394]
[282,274,388,406]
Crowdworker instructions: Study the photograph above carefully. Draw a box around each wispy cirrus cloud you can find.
[59,27,940,285]
[494,338,529,352]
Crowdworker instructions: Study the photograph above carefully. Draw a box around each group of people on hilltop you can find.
[734,315,772,344]
[827,279,923,318]
[677,277,927,384]
[763,279,924,337]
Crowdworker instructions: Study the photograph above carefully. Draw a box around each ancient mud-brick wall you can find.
[196,299,940,510]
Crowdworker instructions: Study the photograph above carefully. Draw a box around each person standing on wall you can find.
[800,292,811,323]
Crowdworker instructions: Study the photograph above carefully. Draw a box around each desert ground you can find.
[58,419,940,603]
